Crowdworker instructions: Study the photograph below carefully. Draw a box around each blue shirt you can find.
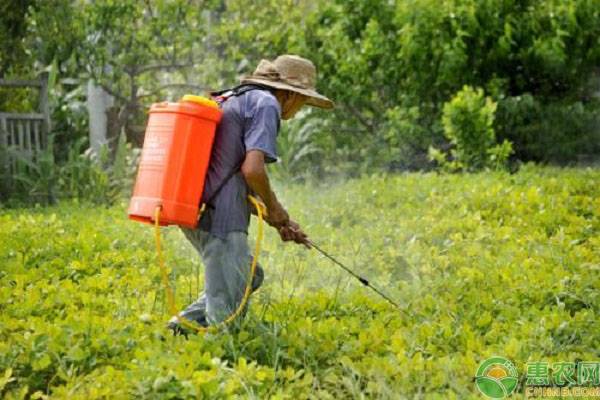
[198,88,281,239]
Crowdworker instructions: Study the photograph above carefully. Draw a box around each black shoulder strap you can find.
[202,84,271,210]
[210,83,273,101]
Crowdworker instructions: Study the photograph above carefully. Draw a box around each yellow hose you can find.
[154,195,266,334]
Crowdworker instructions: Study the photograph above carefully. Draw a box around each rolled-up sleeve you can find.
[243,95,281,163]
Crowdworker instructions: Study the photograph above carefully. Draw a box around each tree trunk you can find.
[87,79,114,156]
[105,106,121,162]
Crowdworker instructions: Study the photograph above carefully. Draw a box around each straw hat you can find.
[240,55,334,109]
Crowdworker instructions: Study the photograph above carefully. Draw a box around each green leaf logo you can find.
[475,356,519,399]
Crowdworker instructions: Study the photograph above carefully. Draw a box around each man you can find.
[168,55,334,334]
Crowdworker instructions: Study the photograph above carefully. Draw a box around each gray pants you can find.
[176,228,264,326]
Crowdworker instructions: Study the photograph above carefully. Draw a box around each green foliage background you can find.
[1,165,599,398]
[1,0,599,184]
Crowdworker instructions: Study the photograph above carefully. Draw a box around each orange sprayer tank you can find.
[128,95,222,228]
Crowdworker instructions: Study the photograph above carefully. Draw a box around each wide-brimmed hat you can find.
[240,55,334,109]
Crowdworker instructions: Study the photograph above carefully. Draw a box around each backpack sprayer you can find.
[127,92,266,334]
[128,91,403,335]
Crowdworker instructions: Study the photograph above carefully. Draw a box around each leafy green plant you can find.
[59,132,139,205]
[8,134,60,205]
[2,131,139,207]
[430,85,513,172]
[442,85,498,170]
[1,165,598,398]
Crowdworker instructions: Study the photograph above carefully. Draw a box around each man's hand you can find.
[278,220,311,249]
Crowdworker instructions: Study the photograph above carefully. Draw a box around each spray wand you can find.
[306,239,408,316]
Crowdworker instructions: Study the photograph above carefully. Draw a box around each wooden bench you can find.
[0,72,51,175]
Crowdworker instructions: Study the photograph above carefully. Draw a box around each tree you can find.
[27,0,210,147]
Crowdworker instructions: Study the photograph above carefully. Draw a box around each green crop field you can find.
[1,164,599,399]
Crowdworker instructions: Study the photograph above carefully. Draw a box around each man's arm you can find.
[241,150,310,247]
[241,150,289,227]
